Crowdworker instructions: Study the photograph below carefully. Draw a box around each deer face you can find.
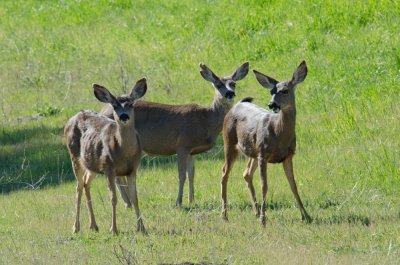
[253,61,307,113]
[93,78,147,126]
[200,62,249,101]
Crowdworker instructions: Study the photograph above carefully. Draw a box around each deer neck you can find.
[115,121,138,149]
[211,91,233,116]
[275,105,296,136]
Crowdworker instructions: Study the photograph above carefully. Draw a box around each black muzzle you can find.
[268,102,280,113]
[225,91,236,99]
[119,114,130,122]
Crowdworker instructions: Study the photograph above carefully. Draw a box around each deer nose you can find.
[119,114,129,122]
[226,91,236,99]
[268,102,278,110]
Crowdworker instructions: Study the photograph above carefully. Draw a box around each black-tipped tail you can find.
[240,97,254,103]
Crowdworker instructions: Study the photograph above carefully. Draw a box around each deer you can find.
[102,62,249,207]
[64,78,147,235]
[220,61,312,226]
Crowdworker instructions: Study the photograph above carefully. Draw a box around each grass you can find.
[0,0,399,264]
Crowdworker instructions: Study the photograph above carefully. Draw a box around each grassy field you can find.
[1,0,399,264]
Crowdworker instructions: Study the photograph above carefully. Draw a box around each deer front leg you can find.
[106,173,118,235]
[126,174,146,233]
[221,145,238,221]
[176,150,189,207]
[116,176,131,208]
[282,156,312,223]
[243,158,259,217]
[187,155,195,205]
[258,157,268,227]
[84,171,99,232]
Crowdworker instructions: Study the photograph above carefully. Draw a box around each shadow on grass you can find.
[0,121,224,194]
[313,213,371,226]
[0,124,72,193]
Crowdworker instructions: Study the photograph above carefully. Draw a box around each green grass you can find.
[1,0,399,264]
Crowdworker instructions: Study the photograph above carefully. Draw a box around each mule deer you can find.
[64,78,147,235]
[103,63,249,207]
[221,61,311,225]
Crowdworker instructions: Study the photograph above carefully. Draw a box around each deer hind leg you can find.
[176,149,189,207]
[116,176,131,208]
[221,142,238,221]
[282,156,312,223]
[258,157,268,227]
[187,155,195,205]
[105,172,118,235]
[72,158,84,233]
[84,171,99,232]
[126,174,146,233]
[243,158,259,217]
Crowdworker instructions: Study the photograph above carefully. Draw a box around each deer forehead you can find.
[276,82,289,91]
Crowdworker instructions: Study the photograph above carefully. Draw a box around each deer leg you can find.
[221,145,238,221]
[72,159,84,233]
[105,173,118,235]
[176,149,189,207]
[187,155,195,205]
[84,171,99,232]
[243,158,259,217]
[282,156,312,223]
[258,157,268,227]
[116,176,131,208]
[126,174,146,233]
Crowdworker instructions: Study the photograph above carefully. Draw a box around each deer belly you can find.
[267,149,294,164]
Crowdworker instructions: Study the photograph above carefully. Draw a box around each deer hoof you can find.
[137,220,147,234]
[302,214,312,224]
[73,223,80,233]
[90,223,99,232]
[260,215,266,227]
[110,226,119,235]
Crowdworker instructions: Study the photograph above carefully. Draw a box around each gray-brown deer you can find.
[64,78,147,235]
[103,63,249,207]
[221,61,311,225]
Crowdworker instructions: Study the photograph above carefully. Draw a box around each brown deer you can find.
[64,78,147,235]
[102,63,249,207]
[221,61,312,225]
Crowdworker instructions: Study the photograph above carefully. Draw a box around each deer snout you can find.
[119,114,130,122]
[225,91,236,99]
[268,101,280,113]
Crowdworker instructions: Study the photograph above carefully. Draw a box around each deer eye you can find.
[282,90,289,95]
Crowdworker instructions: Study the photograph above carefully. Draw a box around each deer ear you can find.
[291,60,308,85]
[199,63,220,83]
[253,70,278,89]
[93,84,117,103]
[231,62,249,81]
[130,78,147,100]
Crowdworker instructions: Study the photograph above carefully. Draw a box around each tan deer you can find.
[64,78,147,235]
[221,61,312,225]
[102,63,249,207]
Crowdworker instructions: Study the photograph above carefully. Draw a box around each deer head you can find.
[253,61,307,113]
[199,62,249,101]
[93,78,147,125]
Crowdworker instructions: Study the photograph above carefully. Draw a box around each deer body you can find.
[64,79,147,235]
[104,63,249,207]
[221,61,311,225]
[132,100,226,156]
[229,103,296,163]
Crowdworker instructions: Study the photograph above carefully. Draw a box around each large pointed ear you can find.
[93,84,117,104]
[231,62,249,81]
[129,78,147,100]
[253,70,279,89]
[291,60,307,85]
[199,63,220,83]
